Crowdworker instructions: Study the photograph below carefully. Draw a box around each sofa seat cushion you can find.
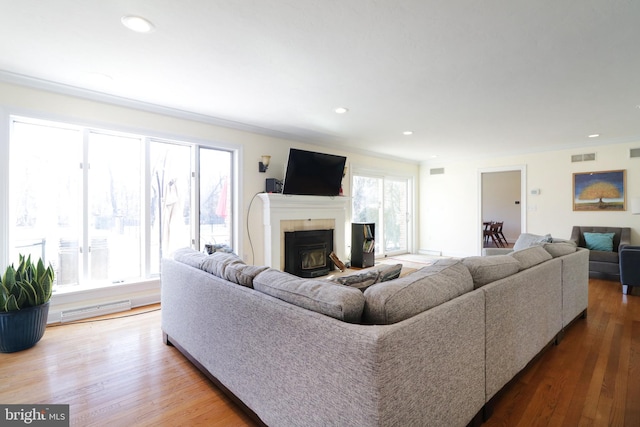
[462,255,520,288]
[362,259,473,325]
[589,249,619,264]
[510,245,553,270]
[543,242,577,258]
[253,269,365,323]
[513,233,552,251]
[200,252,269,288]
[583,232,615,252]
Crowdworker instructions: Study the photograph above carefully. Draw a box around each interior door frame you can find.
[477,165,527,254]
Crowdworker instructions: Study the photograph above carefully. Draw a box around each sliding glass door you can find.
[351,172,411,257]
[9,116,236,290]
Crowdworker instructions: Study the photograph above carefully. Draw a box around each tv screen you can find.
[282,149,347,196]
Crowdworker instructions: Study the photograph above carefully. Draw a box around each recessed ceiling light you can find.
[334,107,349,114]
[121,15,155,33]
[403,131,413,135]
[588,134,600,138]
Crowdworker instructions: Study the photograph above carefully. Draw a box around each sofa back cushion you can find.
[462,255,520,288]
[362,259,473,325]
[513,233,552,251]
[253,269,365,323]
[200,252,269,288]
[173,247,208,268]
[543,242,577,258]
[509,245,553,270]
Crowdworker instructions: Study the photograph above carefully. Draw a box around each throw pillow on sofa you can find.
[583,232,615,252]
[328,270,380,291]
[327,263,403,292]
[513,233,552,251]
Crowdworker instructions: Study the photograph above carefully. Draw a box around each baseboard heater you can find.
[60,300,132,323]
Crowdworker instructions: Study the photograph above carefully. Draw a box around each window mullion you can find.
[81,129,90,283]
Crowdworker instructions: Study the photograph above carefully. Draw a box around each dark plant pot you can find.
[0,302,50,353]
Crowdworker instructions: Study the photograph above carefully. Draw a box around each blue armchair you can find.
[620,246,640,295]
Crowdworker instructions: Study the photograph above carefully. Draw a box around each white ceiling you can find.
[1,0,639,163]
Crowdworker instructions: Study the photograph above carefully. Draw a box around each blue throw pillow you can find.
[583,232,615,252]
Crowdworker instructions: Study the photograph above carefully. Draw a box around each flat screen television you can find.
[282,148,347,196]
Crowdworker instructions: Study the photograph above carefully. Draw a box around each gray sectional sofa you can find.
[161,242,589,427]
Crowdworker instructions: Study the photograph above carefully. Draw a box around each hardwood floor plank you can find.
[1,278,638,426]
[626,320,640,426]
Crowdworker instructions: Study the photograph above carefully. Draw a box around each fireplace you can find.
[257,193,349,270]
[284,229,334,278]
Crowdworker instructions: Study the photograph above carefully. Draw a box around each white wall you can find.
[420,143,640,257]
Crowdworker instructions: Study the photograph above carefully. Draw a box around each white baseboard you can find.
[47,279,160,324]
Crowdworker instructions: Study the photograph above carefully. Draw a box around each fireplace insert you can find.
[284,229,334,278]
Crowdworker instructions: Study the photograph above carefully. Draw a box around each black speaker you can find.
[266,178,283,193]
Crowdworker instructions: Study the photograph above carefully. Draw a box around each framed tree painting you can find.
[573,169,626,211]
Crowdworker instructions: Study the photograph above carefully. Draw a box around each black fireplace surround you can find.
[284,229,334,278]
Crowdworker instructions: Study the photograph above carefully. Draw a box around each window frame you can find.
[1,112,241,306]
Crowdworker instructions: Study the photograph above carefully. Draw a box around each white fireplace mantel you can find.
[258,193,350,269]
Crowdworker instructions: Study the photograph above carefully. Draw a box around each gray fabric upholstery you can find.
[200,252,268,288]
[363,259,473,324]
[462,255,520,288]
[543,242,577,258]
[161,258,486,427]
[509,245,553,270]
[483,258,563,400]
[376,263,403,282]
[161,247,589,426]
[172,247,208,268]
[512,233,552,251]
[560,248,590,327]
[253,269,365,323]
[327,269,380,290]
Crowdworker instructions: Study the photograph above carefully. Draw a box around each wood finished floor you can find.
[0,278,638,426]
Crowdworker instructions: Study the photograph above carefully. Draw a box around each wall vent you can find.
[430,167,445,175]
[630,148,640,158]
[60,300,131,323]
[571,153,596,162]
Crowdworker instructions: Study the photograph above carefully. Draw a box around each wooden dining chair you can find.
[483,222,493,245]
[493,222,508,247]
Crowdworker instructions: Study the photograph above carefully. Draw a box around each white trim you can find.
[0,107,9,267]
[47,279,160,324]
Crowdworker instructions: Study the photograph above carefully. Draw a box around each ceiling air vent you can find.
[630,148,640,158]
[571,153,596,162]
[430,167,445,175]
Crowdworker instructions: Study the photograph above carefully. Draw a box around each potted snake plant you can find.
[0,254,54,352]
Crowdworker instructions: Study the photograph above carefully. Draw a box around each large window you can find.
[352,172,411,256]
[9,117,235,290]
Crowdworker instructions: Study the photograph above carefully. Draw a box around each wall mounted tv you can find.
[282,148,347,197]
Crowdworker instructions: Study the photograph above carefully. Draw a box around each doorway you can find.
[479,166,526,252]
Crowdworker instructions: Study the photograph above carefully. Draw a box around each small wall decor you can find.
[573,169,626,211]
